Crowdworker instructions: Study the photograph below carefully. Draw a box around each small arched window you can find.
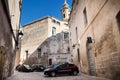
[83,7,88,26]
[63,14,65,18]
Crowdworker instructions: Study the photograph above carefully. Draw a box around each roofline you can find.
[23,16,67,27]
[23,16,50,27]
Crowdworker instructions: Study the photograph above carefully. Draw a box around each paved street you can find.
[7,71,111,80]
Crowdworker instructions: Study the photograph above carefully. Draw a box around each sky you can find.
[20,0,72,26]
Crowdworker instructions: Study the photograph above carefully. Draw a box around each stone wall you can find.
[69,0,120,79]
[20,18,49,63]
[39,32,71,66]
[0,0,16,79]
[23,32,71,67]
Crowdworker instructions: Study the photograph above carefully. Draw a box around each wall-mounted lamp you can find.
[16,30,23,49]
[87,37,95,43]
[87,37,97,56]
[87,37,92,43]
[18,31,23,38]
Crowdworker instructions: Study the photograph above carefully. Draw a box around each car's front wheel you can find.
[50,72,56,77]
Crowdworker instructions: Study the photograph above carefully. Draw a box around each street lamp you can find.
[18,31,23,38]
[87,37,93,43]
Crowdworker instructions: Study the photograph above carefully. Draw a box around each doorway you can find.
[49,59,52,65]
[86,37,96,76]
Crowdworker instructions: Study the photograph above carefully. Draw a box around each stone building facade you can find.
[69,0,120,80]
[24,32,71,67]
[20,16,70,66]
[0,0,22,79]
[38,32,71,67]
[21,17,69,63]
[20,0,71,67]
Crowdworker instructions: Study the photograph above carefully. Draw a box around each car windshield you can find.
[49,64,59,68]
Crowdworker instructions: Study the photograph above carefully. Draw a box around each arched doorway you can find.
[0,46,6,80]
[86,37,96,76]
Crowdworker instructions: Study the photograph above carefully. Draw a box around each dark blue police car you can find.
[44,63,79,77]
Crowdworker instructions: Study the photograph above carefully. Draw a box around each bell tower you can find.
[61,0,71,22]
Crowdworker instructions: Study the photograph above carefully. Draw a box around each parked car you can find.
[16,64,33,72]
[44,63,79,77]
[31,64,46,72]
[15,64,21,70]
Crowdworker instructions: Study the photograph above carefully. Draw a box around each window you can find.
[57,21,60,25]
[25,50,28,59]
[69,64,74,67]
[116,10,120,33]
[68,47,70,52]
[64,32,69,39]
[52,27,56,35]
[77,48,80,62]
[64,23,68,26]
[83,7,88,26]
[59,64,68,69]
[76,27,78,40]
[63,14,65,18]
[76,0,79,5]
[49,59,52,65]
[52,19,56,23]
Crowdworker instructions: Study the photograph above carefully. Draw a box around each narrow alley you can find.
[7,71,110,80]
[0,0,120,80]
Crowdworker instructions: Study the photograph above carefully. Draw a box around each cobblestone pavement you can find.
[7,71,111,80]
